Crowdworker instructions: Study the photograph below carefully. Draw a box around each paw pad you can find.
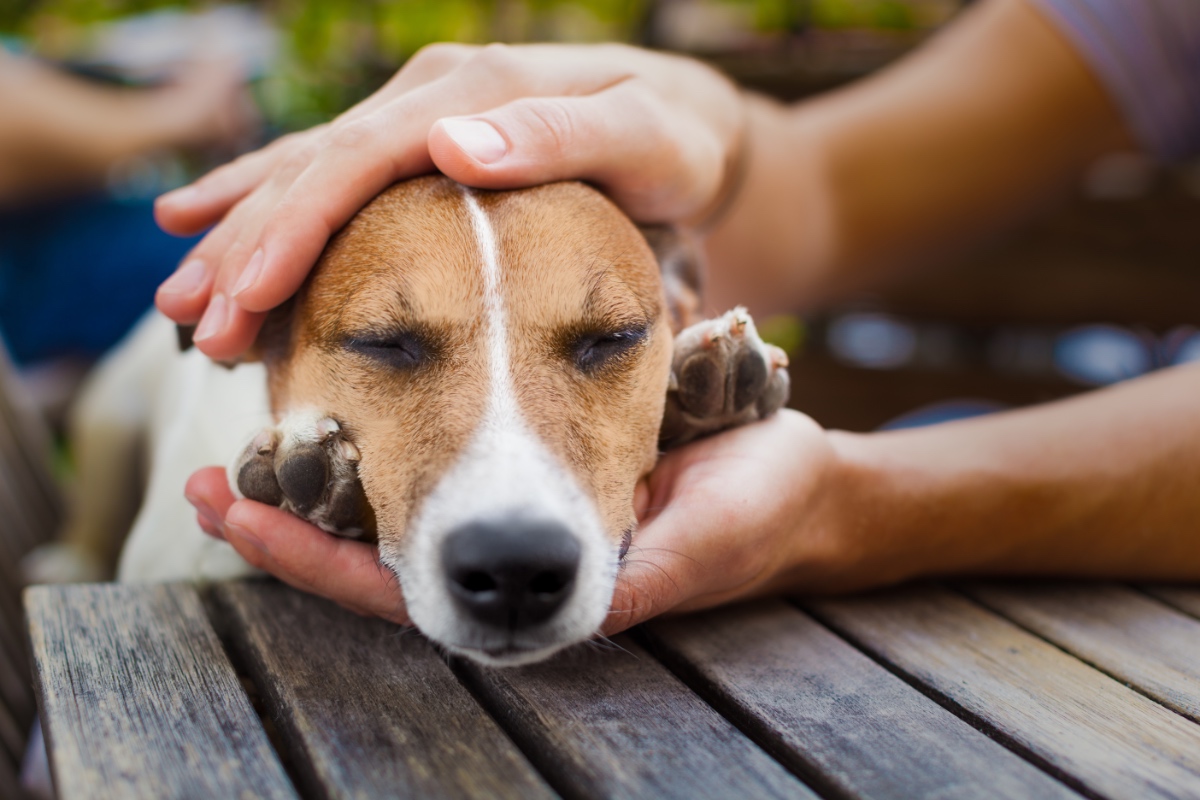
[231,411,373,539]
[661,307,791,448]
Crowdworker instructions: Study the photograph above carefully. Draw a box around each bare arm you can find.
[827,362,1200,589]
[703,0,1133,314]
[0,51,254,203]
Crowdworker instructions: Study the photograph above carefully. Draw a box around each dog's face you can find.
[259,177,673,664]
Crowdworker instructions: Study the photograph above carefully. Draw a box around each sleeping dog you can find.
[28,176,789,665]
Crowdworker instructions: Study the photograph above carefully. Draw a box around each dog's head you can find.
[255,176,676,664]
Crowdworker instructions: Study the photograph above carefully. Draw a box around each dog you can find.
[26,176,789,666]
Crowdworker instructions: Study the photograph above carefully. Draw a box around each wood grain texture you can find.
[806,586,1200,800]
[1143,585,1200,620]
[213,580,555,800]
[643,600,1078,800]
[456,634,816,800]
[964,582,1200,723]
[25,583,297,800]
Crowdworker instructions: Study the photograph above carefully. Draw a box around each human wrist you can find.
[823,427,980,589]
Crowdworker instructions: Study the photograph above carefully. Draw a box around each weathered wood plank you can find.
[456,634,816,800]
[213,580,556,800]
[1142,585,1200,620]
[806,586,1200,800]
[643,600,1079,800]
[964,582,1200,723]
[25,583,297,800]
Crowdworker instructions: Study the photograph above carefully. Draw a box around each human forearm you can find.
[704,0,1133,314]
[828,364,1200,588]
[0,53,252,202]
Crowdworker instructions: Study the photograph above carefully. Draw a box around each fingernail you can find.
[231,248,264,298]
[193,292,229,342]
[225,521,268,554]
[158,259,208,297]
[441,118,508,165]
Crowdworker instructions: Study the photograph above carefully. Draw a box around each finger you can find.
[156,179,271,324]
[155,130,315,235]
[190,292,268,360]
[429,81,726,223]
[155,256,214,323]
[223,499,410,625]
[185,465,239,534]
[602,549,688,636]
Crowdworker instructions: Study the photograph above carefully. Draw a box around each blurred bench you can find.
[787,164,1200,431]
[0,342,62,798]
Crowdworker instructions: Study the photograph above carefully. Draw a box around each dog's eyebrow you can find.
[324,283,418,346]
[580,269,659,327]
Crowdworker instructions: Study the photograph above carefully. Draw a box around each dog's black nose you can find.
[442,519,580,630]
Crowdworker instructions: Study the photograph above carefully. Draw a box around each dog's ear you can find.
[639,225,704,334]
[174,297,296,369]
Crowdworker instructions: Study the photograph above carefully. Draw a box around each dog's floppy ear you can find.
[174,297,296,368]
[639,225,704,334]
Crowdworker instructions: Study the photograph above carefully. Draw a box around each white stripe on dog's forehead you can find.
[462,191,519,422]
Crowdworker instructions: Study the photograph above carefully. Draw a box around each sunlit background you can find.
[2,0,1199,435]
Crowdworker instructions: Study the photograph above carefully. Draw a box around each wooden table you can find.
[23,579,1200,799]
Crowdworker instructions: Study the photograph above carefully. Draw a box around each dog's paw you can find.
[661,307,790,448]
[230,410,374,539]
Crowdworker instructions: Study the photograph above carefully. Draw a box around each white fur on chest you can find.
[115,314,272,582]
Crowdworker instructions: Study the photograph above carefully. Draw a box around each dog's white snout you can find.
[441,517,581,631]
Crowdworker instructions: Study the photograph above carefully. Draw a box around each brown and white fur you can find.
[25,176,788,666]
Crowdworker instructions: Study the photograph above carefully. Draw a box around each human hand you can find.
[183,410,862,637]
[153,58,261,155]
[153,43,744,360]
[603,409,851,635]
[185,467,410,624]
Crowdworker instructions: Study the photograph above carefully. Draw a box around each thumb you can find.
[603,554,686,636]
[428,83,724,223]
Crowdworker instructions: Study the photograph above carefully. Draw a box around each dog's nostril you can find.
[529,570,568,596]
[459,570,498,594]
[442,518,581,630]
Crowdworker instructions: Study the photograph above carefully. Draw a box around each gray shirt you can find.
[1034,0,1200,161]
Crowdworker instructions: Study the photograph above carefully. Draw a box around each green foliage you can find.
[3,0,928,128]
[812,0,914,29]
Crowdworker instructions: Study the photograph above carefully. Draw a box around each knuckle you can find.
[326,117,379,152]
[468,42,523,80]
[279,139,323,177]
[517,98,578,158]
[408,42,474,73]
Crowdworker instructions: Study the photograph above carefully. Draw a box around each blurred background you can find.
[1,0,1198,433]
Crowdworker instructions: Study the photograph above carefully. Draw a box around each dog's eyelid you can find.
[570,322,650,373]
[343,328,434,368]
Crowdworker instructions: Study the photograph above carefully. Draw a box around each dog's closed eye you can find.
[571,325,648,374]
[344,330,434,371]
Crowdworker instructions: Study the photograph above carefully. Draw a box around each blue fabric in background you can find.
[0,196,199,365]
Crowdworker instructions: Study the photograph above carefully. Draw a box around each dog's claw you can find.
[660,307,791,448]
[231,411,375,539]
